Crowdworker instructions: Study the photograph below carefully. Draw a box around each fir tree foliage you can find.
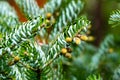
[0,16,45,56]
[0,0,119,80]
[86,74,102,80]
[42,0,63,15]
[0,1,19,34]
[0,0,90,80]
[48,17,90,59]
[109,10,120,27]
[15,0,41,19]
[50,0,84,39]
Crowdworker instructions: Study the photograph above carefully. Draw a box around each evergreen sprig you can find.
[0,41,48,80]
[10,42,48,80]
[46,17,90,65]
[50,0,84,39]
[15,0,41,19]
[0,16,44,56]
[86,74,102,80]
[0,15,19,33]
[0,1,19,34]
[0,1,18,18]
[109,10,120,27]
[42,0,62,15]
[0,0,118,80]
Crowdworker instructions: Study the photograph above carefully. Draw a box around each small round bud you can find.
[88,36,95,41]
[65,53,72,58]
[46,13,52,18]
[66,37,72,43]
[108,48,114,53]
[14,56,20,62]
[61,48,67,54]
[80,35,88,41]
[74,37,81,45]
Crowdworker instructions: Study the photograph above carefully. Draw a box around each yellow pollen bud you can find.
[66,37,72,43]
[14,56,20,62]
[74,37,81,45]
[88,36,95,41]
[80,35,88,41]
[108,48,114,53]
[46,13,52,18]
[65,53,72,58]
[61,48,67,54]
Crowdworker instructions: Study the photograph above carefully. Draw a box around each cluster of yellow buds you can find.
[45,12,56,28]
[65,36,82,45]
[61,48,72,58]
[80,35,88,41]
[63,36,89,58]
[74,35,88,45]
[60,25,95,59]
[76,34,95,42]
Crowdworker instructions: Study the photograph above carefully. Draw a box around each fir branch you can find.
[20,42,50,80]
[43,17,90,69]
[11,65,29,80]
[0,55,11,79]
[48,58,64,80]
[50,0,84,39]
[109,10,120,27]
[43,0,62,14]
[0,16,45,56]
[0,1,19,34]
[0,15,19,34]
[18,42,47,69]
[86,74,102,80]
[0,1,18,18]
[15,0,41,19]
[0,41,48,80]
[10,64,38,80]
